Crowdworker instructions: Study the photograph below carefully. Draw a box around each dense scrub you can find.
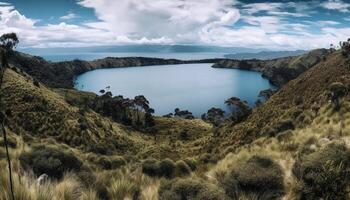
[221,155,285,200]
[159,178,228,200]
[292,142,350,199]
[19,146,83,179]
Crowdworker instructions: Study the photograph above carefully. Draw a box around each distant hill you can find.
[224,50,307,60]
[20,45,266,55]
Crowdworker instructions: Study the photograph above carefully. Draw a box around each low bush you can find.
[142,158,160,177]
[19,146,82,179]
[292,142,350,199]
[221,155,285,200]
[96,156,126,170]
[158,178,228,200]
[175,160,191,177]
[142,158,193,178]
[159,158,176,178]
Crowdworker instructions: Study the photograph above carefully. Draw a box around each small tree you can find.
[0,32,19,200]
[0,33,19,50]
[202,107,225,127]
[340,38,350,58]
[328,82,347,110]
[225,97,252,123]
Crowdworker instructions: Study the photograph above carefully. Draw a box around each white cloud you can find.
[317,20,341,25]
[242,2,308,17]
[0,0,349,50]
[321,0,350,13]
[78,0,240,41]
[60,12,79,20]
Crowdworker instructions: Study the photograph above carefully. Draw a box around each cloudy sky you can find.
[1,0,350,50]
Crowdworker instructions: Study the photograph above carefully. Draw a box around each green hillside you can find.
[1,47,350,200]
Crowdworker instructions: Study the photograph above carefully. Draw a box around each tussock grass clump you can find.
[19,145,82,179]
[142,158,160,177]
[55,173,83,200]
[175,160,191,177]
[183,158,197,171]
[142,158,194,178]
[292,142,350,199]
[221,155,285,200]
[158,178,228,200]
[95,155,126,170]
[159,158,176,178]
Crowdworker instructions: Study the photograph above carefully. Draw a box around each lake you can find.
[75,63,274,117]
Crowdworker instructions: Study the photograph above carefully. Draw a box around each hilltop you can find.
[1,47,350,199]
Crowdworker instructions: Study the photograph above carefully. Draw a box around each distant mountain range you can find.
[20,45,267,55]
[20,45,307,61]
[224,50,307,60]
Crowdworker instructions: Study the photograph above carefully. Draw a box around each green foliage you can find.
[221,155,285,200]
[159,158,176,178]
[142,158,194,178]
[201,107,225,127]
[96,156,126,170]
[225,97,252,123]
[328,82,347,110]
[292,142,350,199]
[19,146,83,179]
[0,32,19,50]
[142,158,160,177]
[159,178,228,200]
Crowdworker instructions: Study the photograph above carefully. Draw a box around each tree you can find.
[134,95,150,125]
[328,82,347,110]
[0,32,18,200]
[340,38,350,57]
[225,97,252,123]
[0,33,19,51]
[202,107,225,127]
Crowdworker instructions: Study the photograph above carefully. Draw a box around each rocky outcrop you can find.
[213,49,330,87]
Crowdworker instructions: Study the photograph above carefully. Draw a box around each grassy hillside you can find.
[1,49,350,199]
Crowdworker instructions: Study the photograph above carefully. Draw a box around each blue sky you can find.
[1,0,350,50]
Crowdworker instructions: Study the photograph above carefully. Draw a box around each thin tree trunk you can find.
[0,52,15,200]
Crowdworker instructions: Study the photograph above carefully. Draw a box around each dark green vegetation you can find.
[221,156,285,200]
[2,33,350,199]
[292,142,350,200]
[19,146,83,179]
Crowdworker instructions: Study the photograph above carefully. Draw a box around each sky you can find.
[0,0,350,50]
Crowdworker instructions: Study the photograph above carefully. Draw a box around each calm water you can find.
[75,64,274,117]
[40,52,226,62]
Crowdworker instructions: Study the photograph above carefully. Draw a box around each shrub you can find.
[158,178,228,200]
[159,158,176,178]
[292,142,350,199]
[33,80,40,87]
[19,146,82,179]
[328,82,347,110]
[142,158,160,177]
[275,119,294,133]
[175,160,191,177]
[221,155,285,200]
[96,156,126,170]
